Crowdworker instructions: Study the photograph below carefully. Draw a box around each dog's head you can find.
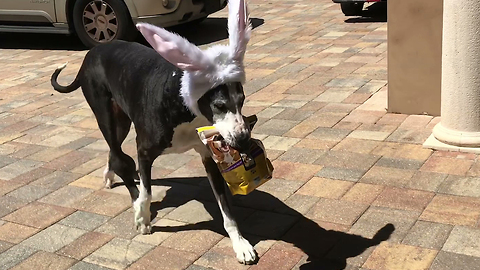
[197,82,250,151]
[137,0,252,151]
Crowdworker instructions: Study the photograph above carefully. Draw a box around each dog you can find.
[50,0,257,264]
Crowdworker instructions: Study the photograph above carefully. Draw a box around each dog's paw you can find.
[233,237,257,264]
[135,222,152,235]
[134,214,151,235]
[103,169,115,189]
[104,179,113,189]
[133,198,152,235]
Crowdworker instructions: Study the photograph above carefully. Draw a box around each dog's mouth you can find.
[211,115,256,153]
[213,133,252,154]
[232,137,253,154]
[214,135,231,152]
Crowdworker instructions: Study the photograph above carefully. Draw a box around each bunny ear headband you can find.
[136,0,251,116]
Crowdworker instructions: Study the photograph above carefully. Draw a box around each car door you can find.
[0,0,56,24]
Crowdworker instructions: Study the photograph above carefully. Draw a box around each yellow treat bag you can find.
[197,126,274,195]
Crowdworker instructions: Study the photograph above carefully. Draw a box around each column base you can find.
[423,134,480,153]
[432,123,480,147]
[424,123,480,153]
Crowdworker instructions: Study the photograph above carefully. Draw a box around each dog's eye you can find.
[214,103,226,110]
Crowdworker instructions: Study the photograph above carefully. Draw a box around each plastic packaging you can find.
[197,125,273,195]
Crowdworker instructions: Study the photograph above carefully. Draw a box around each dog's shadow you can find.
[144,177,394,270]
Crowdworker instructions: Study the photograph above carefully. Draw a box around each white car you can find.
[0,0,227,47]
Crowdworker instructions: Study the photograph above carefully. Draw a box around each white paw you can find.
[134,210,151,234]
[133,198,151,235]
[103,168,115,189]
[232,237,257,264]
[135,221,152,234]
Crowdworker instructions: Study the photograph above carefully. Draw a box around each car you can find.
[0,0,227,48]
[332,0,386,16]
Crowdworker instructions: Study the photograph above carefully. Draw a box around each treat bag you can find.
[196,118,273,195]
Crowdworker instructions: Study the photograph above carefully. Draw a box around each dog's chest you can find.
[163,116,210,155]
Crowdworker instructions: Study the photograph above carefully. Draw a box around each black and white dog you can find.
[51,0,257,264]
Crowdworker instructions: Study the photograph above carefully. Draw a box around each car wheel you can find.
[73,0,137,48]
[340,2,364,16]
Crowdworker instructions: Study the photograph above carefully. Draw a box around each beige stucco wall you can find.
[387,0,443,116]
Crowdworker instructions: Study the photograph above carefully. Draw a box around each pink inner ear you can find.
[230,0,250,61]
[238,0,246,33]
[152,35,202,71]
[137,23,207,72]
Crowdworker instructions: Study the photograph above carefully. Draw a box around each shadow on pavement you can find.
[0,31,86,51]
[0,17,264,50]
[168,17,264,46]
[344,2,387,23]
[144,177,395,270]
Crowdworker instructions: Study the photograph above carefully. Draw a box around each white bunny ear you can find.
[228,0,252,61]
[136,23,212,71]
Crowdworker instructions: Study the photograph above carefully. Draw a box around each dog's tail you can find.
[51,62,81,93]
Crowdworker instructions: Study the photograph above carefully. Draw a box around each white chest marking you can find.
[162,116,211,155]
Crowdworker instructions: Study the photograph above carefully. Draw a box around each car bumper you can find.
[134,0,227,27]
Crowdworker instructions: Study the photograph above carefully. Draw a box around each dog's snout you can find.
[234,132,251,153]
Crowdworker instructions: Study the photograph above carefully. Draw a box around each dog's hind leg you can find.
[103,156,115,189]
[202,156,257,264]
[103,103,135,188]
[82,85,140,208]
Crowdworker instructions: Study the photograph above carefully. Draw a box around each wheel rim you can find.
[82,0,118,43]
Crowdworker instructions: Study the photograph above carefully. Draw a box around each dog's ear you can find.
[228,0,251,61]
[136,23,212,71]
[245,115,257,130]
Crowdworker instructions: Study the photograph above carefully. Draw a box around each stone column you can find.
[425,0,480,151]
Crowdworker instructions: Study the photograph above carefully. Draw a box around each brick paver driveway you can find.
[1,0,479,269]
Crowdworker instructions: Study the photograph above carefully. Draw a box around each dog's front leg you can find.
[202,156,257,264]
[134,150,154,234]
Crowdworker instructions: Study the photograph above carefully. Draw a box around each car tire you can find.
[73,0,137,48]
[340,2,364,16]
